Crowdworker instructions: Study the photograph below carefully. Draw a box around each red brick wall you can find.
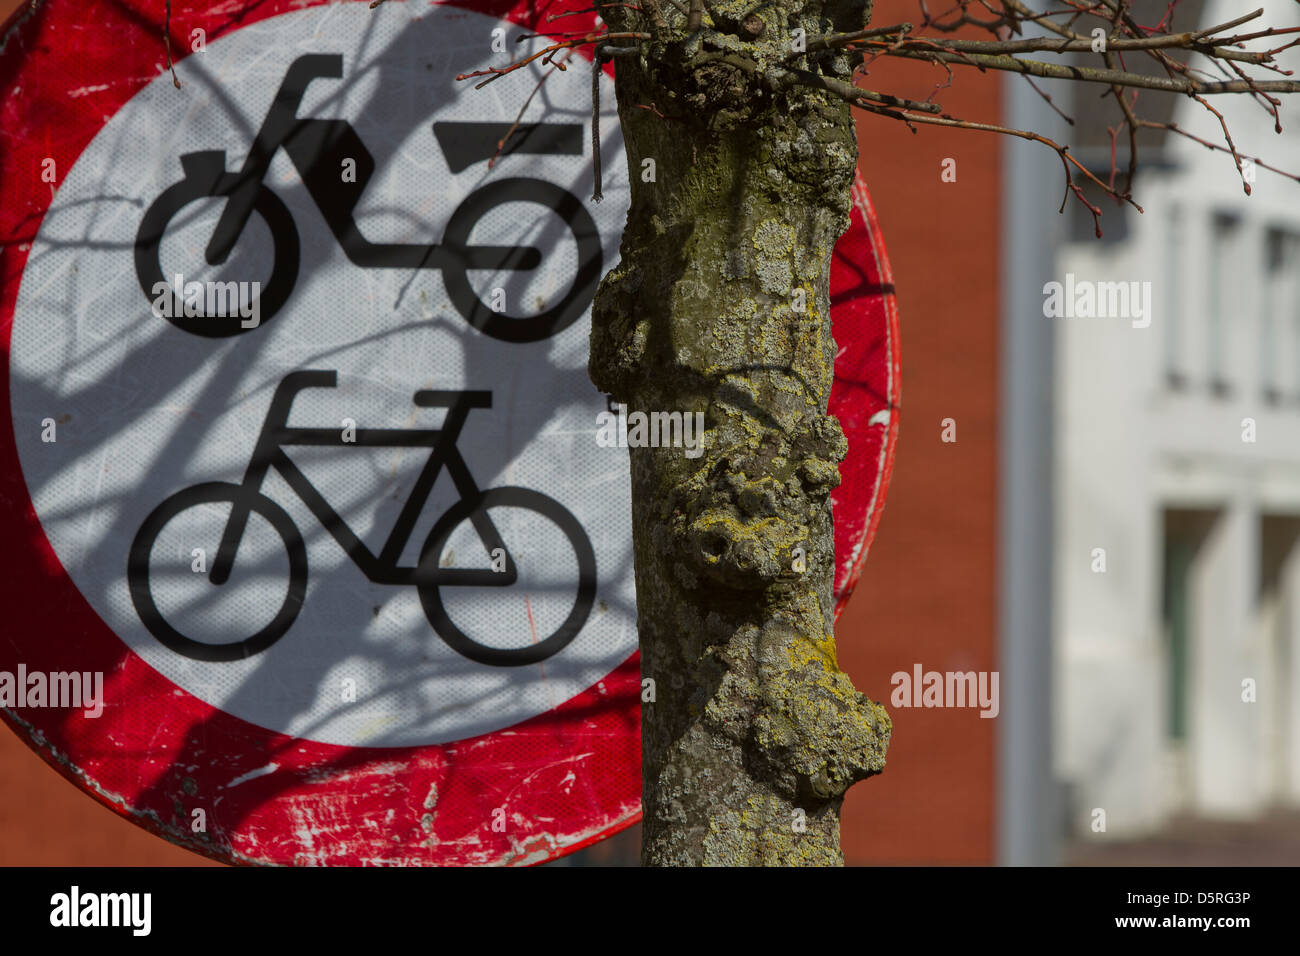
[839,0,1001,864]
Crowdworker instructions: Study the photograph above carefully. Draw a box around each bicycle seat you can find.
[413,390,492,409]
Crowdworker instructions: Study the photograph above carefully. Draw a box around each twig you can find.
[163,0,180,89]
[593,47,605,202]
[488,49,574,170]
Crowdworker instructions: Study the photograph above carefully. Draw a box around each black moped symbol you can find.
[127,370,597,666]
[135,53,603,342]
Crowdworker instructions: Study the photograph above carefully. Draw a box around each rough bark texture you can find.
[590,0,891,866]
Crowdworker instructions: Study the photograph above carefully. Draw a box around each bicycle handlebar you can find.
[269,373,491,415]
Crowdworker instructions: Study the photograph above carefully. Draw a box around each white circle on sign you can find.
[10,4,636,747]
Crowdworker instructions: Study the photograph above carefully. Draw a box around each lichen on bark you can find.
[590,0,890,865]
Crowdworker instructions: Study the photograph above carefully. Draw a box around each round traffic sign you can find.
[0,0,898,865]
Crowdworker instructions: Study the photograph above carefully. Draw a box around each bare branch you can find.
[875,47,1300,95]
[452,0,1300,237]
[801,23,914,55]
[455,32,650,89]
[852,98,1140,236]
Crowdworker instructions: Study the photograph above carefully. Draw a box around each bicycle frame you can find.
[210,370,517,589]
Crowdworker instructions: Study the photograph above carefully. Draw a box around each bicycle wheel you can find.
[441,177,603,343]
[135,151,300,338]
[128,482,308,662]
[417,487,597,667]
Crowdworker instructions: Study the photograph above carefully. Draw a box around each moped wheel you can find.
[441,178,603,343]
[128,482,308,662]
[418,487,597,667]
[136,152,300,338]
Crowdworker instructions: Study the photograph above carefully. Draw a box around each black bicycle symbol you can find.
[127,370,597,666]
[135,52,603,342]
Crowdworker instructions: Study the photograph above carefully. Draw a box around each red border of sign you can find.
[0,0,899,865]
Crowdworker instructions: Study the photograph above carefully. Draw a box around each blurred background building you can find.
[1050,0,1300,850]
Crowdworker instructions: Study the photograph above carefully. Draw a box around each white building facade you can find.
[1051,0,1300,838]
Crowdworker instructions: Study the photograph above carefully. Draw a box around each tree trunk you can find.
[590,0,891,866]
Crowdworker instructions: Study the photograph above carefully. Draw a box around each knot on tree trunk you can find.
[703,613,891,802]
[658,412,847,590]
